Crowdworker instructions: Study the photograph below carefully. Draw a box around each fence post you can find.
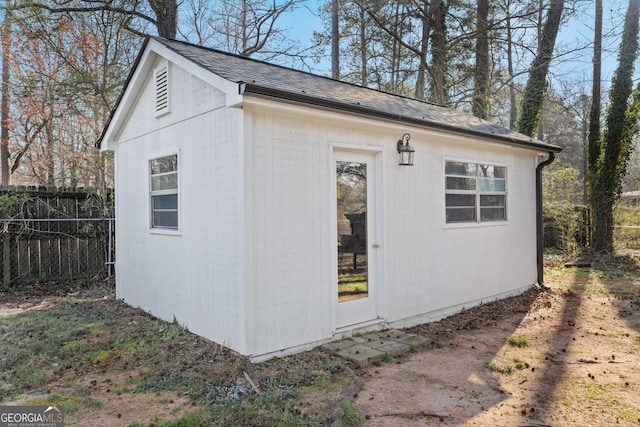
[107,218,113,277]
[2,230,10,287]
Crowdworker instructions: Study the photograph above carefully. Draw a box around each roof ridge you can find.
[151,36,451,111]
[99,36,561,153]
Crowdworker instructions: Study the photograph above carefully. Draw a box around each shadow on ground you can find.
[349,255,640,426]
[351,288,543,425]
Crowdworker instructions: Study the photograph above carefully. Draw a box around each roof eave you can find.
[239,83,562,153]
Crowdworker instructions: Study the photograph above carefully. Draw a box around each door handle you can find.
[371,243,379,249]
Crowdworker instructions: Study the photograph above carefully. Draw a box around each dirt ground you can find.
[6,370,196,427]
[354,285,640,426]
[2,265,640,426]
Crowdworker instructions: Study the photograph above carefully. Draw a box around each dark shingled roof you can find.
[100,36,561,153]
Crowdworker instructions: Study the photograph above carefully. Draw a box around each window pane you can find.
[476,165,507,178]
[478,178,506,191]
[153,211,178,228]
[151,155,177,174]
[446,176,476,190]
[446,194,476,207]
[151,173,178,191]
[494,166,506,178]
[445,162,476,176]
[480,195,505,207]
[481,207,506,221]
[445,161,507,224]
[446,207,476,222]
[153,194,177,209]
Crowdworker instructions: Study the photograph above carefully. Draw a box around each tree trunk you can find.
[414,2,430,101]
[516,0,564,137]
[242,0,247,54]
[472,0,490,120]
[430,0,448,105]
[1,0,13,187]
[390,2,402,93]
[359,5,367,86]
[593,0,640,253]
[587,0,602,243]
[331,0,339,79]
[148,0,178,38]
[46,122,55,187]
[505,0,517,129]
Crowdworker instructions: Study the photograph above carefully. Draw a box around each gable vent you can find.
[154,63,169,116]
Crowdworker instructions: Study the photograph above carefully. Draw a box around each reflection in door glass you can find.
[336,161,368,302]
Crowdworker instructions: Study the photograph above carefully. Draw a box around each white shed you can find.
[99,37,562,362]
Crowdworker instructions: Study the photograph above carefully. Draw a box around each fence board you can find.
[3,236,10,286]
[51,239,62,277]
[29,239,39,280]
[60,238,71,277]
[18,239,29,279]
[78,239,89,274]
[1,187,115,286]
[90,238,102,273]
[41,239,51,279]
[8,237,17,281]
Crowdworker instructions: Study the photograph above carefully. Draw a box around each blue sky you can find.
[279,0,633,93]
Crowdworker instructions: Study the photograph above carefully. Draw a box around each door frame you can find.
[331,145,384,330]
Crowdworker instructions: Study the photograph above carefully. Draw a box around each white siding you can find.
[384,138,536,327]
[116,59,227,145]
[244,102,539,357]
[248,112,332,356]
[113,62,245,353]
[109,54,543,359]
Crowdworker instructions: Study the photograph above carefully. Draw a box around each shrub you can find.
[543,203,588,253]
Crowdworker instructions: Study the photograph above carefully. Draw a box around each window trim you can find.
[444,159,507,226]
[149,153,179,233]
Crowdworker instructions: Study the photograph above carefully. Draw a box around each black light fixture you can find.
[397,133,415,166]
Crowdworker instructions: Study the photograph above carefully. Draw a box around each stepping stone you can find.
[336,344,385,366]
[370,340,410,355]
[401,335,428,347]
[322,339,357,352]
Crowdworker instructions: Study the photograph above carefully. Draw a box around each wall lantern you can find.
[397,133,415,166]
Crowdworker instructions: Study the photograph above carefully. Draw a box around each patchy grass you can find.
[2,248,639,426]
[545,251,640,297]
[508,335,529,348]
[513,357,529,370]
[486,360,513,375]
[341,402,363,426]
[0,295,356,426]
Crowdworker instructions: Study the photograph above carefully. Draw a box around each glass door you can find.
[335,150,377,327]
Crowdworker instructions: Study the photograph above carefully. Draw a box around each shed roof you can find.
[99,36,562,153]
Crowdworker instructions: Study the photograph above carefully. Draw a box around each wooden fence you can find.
[0,186,114,287]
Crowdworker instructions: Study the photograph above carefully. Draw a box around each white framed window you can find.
[445,160,506,224]
[150,154,178,229]
[154,62,170,116]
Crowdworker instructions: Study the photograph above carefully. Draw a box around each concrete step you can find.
[322,329,428,366]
